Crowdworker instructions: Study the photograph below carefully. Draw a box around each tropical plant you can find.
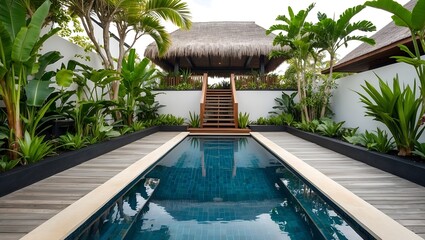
[22,51,65,138]
[188,111,200,128]
[18,131,55,165]
[414,142,425,159]
[63,0,192,100]
[267,4,315,122]
[308,5,376,118]
[341,127,359,139]
[254,117,269,125]
[364,128,396,153]
[358,75,424,156]
[0,0,58,159]
[120,50,158,125]
[58,132,90,150]
[316,118,345,137]
[238,112,250,128]
[0,155,19,172]
[270,92,298,118]
[365,0,425,111]
[144,114,184,127]
[295,119,320,133]
[138,101,164,121]
[282,113,295,126]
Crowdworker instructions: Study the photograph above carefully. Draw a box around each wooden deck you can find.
[1,131,425,239]
[0,132,181,240]
[260,132,425,239]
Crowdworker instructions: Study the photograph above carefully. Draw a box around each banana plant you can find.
[0,0,58,159]
[308,5,376,118]
[119,49,158,125]
[365,0,425,111]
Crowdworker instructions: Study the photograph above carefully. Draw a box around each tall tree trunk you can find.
[320,54,334,118]
[301,60,310,122]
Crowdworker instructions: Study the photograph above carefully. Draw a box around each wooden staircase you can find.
[189,73,250,134]
[202,89,235,128]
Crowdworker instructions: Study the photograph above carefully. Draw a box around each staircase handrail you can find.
[200,73,208,127]
[230,73,238,128]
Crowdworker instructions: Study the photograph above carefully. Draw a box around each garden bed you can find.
[0,126,187,197]
[286,126,425,187]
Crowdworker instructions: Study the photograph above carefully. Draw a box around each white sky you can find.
[135,0,410,73]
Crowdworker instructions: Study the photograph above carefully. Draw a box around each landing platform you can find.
[188,128,251,134]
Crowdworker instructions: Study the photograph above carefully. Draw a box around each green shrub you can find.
[188,111,200,128]
[59,132,90,150]
[0,156,19,172]
[295,119,319,132]
[363,129,395,153]
[238,112,250,128]
[317,118,345,137]
[358,75,424,156]
[18,132,55,164]
[414,142,425,159]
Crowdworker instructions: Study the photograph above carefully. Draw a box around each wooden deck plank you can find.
[0,132,181,239]
[260,132,425,239]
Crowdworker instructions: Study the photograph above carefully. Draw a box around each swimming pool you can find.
[70,136,368,240]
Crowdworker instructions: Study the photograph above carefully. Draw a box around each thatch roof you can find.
[329,0,415,73]
[144,21,287,76]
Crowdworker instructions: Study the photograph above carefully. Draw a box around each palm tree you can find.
[308,5,376,118]
[267,4,315,122]
[64,0,192,100]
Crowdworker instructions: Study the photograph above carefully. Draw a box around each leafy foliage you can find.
[316,118,345,137]
[58,132,89,151]
[18,131,55,164]
[188,111,200,128]
[238,112,250,129]
[358,75,424,156]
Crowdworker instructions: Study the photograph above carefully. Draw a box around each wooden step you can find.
[188,128,251,134]
[202,123,236,127]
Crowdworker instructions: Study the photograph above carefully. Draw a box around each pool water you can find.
[73,137,367,240]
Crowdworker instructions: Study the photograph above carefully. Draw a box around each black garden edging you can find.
[285,126,425,187]
[0,125,188,197]
[249,125,286,132]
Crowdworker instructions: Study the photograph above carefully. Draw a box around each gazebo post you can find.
[260,55,265,79]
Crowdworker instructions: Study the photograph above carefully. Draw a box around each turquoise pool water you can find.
[72,137,370,240]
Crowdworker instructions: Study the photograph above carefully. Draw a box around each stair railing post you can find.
[230,73,238,128]
[200,73,208,128]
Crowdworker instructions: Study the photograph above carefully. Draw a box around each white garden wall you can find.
[153,90,288,122]
[40,35,103,71]
[331,59,423,138]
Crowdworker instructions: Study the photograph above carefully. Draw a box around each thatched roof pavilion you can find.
[328,0,415,73]
[144,21,287,76]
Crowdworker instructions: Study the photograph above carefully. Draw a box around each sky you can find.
[135,0,410,73]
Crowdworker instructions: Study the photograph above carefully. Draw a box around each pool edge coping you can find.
[20,132,189,240]
[251,132,422,240]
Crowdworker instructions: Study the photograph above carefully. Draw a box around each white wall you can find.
[331,60,421,135]
[40,34,103,71]
[153,90,289,121]
[237,91,287,121]
[153,91,202,119]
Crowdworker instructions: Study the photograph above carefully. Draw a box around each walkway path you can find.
[0,132,181,240]
[261,132,425,239]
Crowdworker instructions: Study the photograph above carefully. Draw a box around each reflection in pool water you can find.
[74,137,364,240]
